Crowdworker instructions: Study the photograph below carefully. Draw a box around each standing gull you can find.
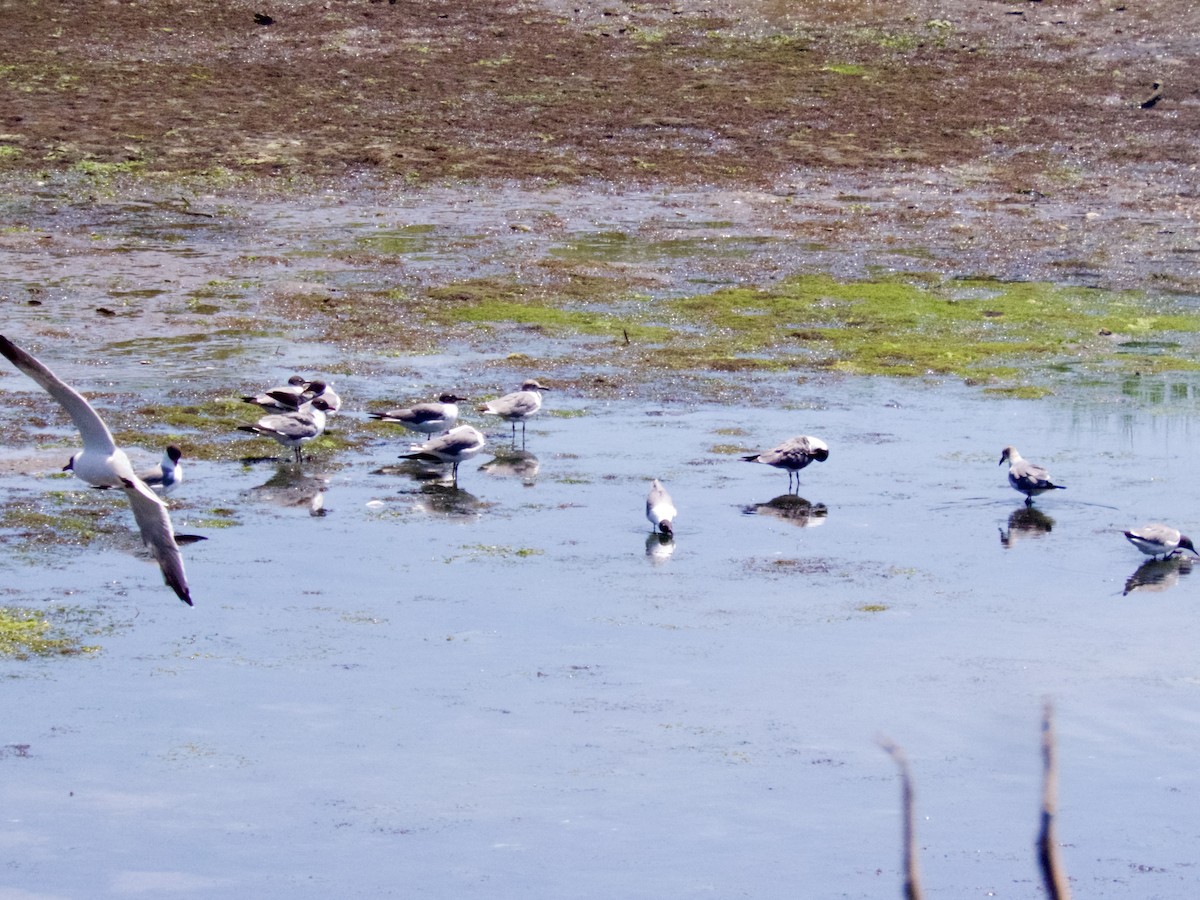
[398,425,486,484]
[369,393,467,435]
[238,397,332,463]
[743,435,830,492]
[479,380,551,442]
[646,479,677,537]
[998,446,1065,505]
[0,334,193,606]
[1123,523,1198,560]
[243,375,310,412]
[137,445,184,495]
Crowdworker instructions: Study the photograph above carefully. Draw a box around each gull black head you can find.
[166,445,183,464]
[1180,535,1198,556]
[309,397,334,412]
[438,393,468,403]
[812,447,830,463]
[658,519,674,537]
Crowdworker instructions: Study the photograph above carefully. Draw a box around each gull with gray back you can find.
[999,446,1065,505]
[743,435,830,492]
[370,393,467,435]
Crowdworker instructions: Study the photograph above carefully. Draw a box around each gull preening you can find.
[398,425,486,484]
[1123,523,1198,560]
[479,380,550,442]
[743,435,830,492]
[999,446,1065,505]
[369,393,467,435]
[646,479,677,536]
[238,397,333,463]
[0,334,194,606]
[137,445,184,495]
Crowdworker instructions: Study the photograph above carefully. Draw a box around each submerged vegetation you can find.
[0,606,101,660]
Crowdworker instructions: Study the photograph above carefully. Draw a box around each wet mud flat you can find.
[1,0,1200,897]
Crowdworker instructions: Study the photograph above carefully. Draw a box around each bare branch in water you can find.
[879,736,924,900]
[1037,700,1072,900]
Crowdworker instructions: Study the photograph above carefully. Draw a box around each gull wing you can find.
[0,335,118,453]
[120,476,193,606]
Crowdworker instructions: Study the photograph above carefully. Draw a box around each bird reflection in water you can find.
[479,449,540,484]
[246,463,331,511]
[407,483,484,520]
[1123,556,1194,596]
[999,506,1054,548]
[645,531,676,564]
[741,495,828,527]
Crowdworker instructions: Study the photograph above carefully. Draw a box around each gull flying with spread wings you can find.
[0,334,194,605]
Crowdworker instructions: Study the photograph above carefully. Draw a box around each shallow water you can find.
[2,187,1200,898]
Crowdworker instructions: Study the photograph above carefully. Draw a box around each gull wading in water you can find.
[398,425,486,484]
[0,334,194,606]
[238,397,333,463]
[136,445,184,495]
[743,435,830,492]
[243,375,310,412]
[646,479,677,537]
[998,446,1065,505]
[1123,523,1198,560]
[479,380,550,442]
[369,393,467,435]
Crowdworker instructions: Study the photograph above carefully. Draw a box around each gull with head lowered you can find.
[0,334,194,606]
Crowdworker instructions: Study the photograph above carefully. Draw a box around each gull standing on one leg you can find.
[743,435,830,492]
[646,479,677,537]
[999,446,1065,505]
[0,335,194,606]
[479,380,551,443]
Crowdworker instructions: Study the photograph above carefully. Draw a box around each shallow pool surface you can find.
[1,189,1200,899]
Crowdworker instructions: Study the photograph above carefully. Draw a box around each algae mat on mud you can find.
[425,272,1200,392]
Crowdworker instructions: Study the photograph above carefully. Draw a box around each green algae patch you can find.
[663,275,1200,384]
[0,606,101,660]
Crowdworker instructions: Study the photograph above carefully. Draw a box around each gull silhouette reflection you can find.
[741,495,828,528]
[645,531,676,564]
[1124,556,1194,596]
[999,506,1054,548]
[479,449,539,484]
[246,463,331,511]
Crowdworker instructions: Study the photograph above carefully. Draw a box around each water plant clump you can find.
[0,606,101,660]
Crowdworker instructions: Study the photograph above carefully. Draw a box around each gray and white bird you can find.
[1123,523,1198,560]
[479,380,550,441]
[0,334,194,606]
[646,479,677,537]
[137,445,184,495]
[369,393,467,435]
[398,425,486,484]
[238,397,332,463]
[999,446,1065,505]
[243,375,310,412]
[299,379,341,413]
[743,435,830,491]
